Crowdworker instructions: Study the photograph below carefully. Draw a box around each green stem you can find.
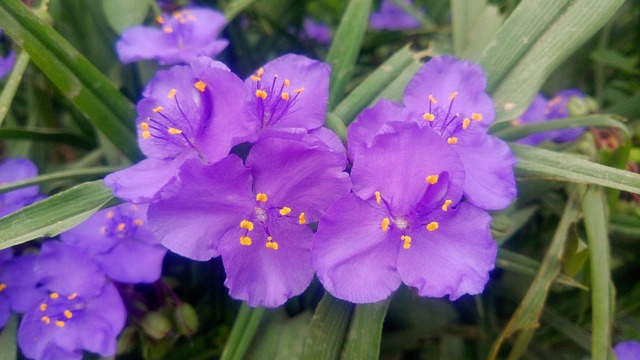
[303,293,354,360]
[0,166,122,194]
[0,50,30,127]
[343,299,391,360]
[220,303,265,360]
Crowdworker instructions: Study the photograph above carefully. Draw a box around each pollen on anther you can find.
[401,235,412,250]
[426,222,439,231]
[256,90,268,100]
[449,92,459,100]
[281,92,290,101]
[294,88,304,94]
[106,211,115,219]
[266,241,279,250]
[471,113,483,121]
[462,118,471,130]
[140,122,149,131]
[256,193,268,202]
[426,175,439,185]
[168,128,183,135]
[39,303,47,311]
[240,236,252,246]
[116,223,126,231]
[64,310,73,319]
[279,207,292,216]
[55,320,65,328]
[257,68,264,77]
[447,137,458,145]
[167,88,177,99]
[162,26,173,33]
[0,283,6,292]
[283,79,290,87]
[240,220,254,231]
[152,106,164,113]
[381,218,390,232]
[41,316,51,324]
[195,81,206,92]
[142,131,151,139]
[298,213,306,225]
[442,199,452,211]
[423,113,435,122]
[428,95,438,104]
[134,219,144,226]
[49,292,59,300]
[250,75,261,81]
[155,16,164,24]
[374,191,381,205]
[68,293,77,300]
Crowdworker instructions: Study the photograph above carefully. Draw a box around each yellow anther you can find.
[471,113,483,121]
[68,293,77,300]
[294,88,304,94]
[134,219,144,226]
[256,193,268,202]
[116,223,126,231]
[50,293,59,300]
[375,191,381,205]
[442,199,452,212]
[299,213,306,225]
[423,113,435,122]
[39,303,47,311]
[155,16,164,24]
[55,320,65,328]
[250,75,261,81]
[283,79,290,86]
[257,68,264,77]
[240,236,252,246]
[401,235,412,250]
[381,218,390,232]
[281,92,290,101]
[195,81,206,92]
[449,92,458,100]
[462,118,471,130]
[512,118,522,126]
[106,211,115,219]
[142,131,151,139]
[140,122,149,131]
[64,310,73,319]
[426,175,439,185]
[240,220,254,231]
[256,90,268,100]
[0,283,6,292]
[152,106,164,113]
[168,128,183,135]
[41,316,51,324]
[279,207,292,216]
[447,137,458,145]
[162,26,173,33]
[167,88,177,99]
[426,222,439,231]
[267,236,273,241]
[428,95,438,104]
[266,241,279,250]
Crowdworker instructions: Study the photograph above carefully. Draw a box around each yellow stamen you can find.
[256,90,268,100]
[423,113,435,122]
[401,235,412,250]
[266,241,279,250]
[294,88,304,94]
[240,236,252,246]
[168,128,183,135]
[374,191,381,205]
[283,79,290,86]
[50,293,59,300]
[116,223,126,231]
[167,88,177,99]
[106,211,115,219]
[426,175,439,185]
[279,207,292,216]
[281,92,290,101]
[512,118,522,126]
[163,26,173,33]
[41,316,51,324]
[140,122,149,131]
[0,283,6,292]
[447,137,458,145]
[449,92,458,100]
[68,293,77,300]
[240,220,254,231]
[155,16,164,24]
[142,131,151,139]
[195,81,206,92]
[250,75,261,81]
[471,113,483,121]
[64,310,73,319]
[442,199,452,212]
[426,222,439,231]
[55,320,65,328]
[462,118,471,130]
[257,68,264,77]
[39,303,47,311]
[134,219,144,226]
[428,95,438,104]
[299,213,306,225]
[381,218,390,232]
[152,106,164,113]
[256,193,268,202]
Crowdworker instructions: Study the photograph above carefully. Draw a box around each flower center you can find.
[157,10,198,48]
[99,205,144,240]
[38,292,84,329]
[250,68,305,128]
[421,92,483,144]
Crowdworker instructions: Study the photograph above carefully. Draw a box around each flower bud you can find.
[174,302,199,336]
[140,311,172,340]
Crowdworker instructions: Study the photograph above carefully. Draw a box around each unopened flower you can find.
[313,122,497,303]
[148,135,350,307]
[370,0,421,30]
[117,7,228,65]
[0,158,41,218]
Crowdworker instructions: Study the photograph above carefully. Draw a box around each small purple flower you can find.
[61,203,166,284]
[302,18,332,45]
[104,57,252,203]
[313,122,497,303]
[517,89,586,145]
[0,158,40,218]
[148,135,350,307]
[0,251,42,329]
[614,341,640,360]
[370,0,421,30]
[117,7,228,65]
[0,50,15,79]
[17,242,126,360]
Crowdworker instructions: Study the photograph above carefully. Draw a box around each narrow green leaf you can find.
[0,180,114,250]
[326,0,374,110]
[492,114,629,141]
[0,127,96,150]
[0,50,29,127]
[0,166,121,194]
[220,303,266,360]
[581,186,613,359]
[244,310,312,360]
[101,0,152,33]
[343,299,390,360]
[223,0,257,21]
[590,48,639,74]
[541,308,591,352]
[373,60,422,104]
[0,315,17,360]
[325,112,347,141]
[488,188,583,360]
[512,144,640,194]
[0,0,141,161]
[303,293,354,360]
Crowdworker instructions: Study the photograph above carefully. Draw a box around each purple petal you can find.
[2,255,44,313]
[370,0,421,30]
[0,50,15,79]
[516,94,548,146]
[302,18,332,44]
[116,26,174,64]
[397,202,497,299]
[148,156,255,261]
[614,341,640,360]
[0,158,39,208]
[94,241,166,283]
[546,89,585,119]
[313,195,402,303]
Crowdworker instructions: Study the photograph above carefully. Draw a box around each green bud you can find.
[140,311,172,340]
[174,303,199,336]
[567,97,589,116]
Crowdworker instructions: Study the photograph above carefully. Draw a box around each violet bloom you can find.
[148,135,350,307]
[370,0,421,30]
[516,90,586,145]
[302,18,332,45]
[349,56,516,210]
[104,57,252,203]
[0,50,14,79]
[0,158,40,218]
[117,7,228,65]
[0,251,42,329]
[614,341,640,360]
[313,122,496,303]
[0,249,13,328]
[61,203,166,284]
[18,242,126,360]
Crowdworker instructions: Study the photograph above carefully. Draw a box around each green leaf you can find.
[590,48,639,74]
[0,315,17,360]
[497,249,588,290]
[220,304,266,360]
[373,60,422,104]
[0,127,96,150]
[0,0,141,161]
[244,310,312,360]
[0,166,121,194]
[343,299,390,360]
[0,50,30,127]
[0,180,114,250]
[451,0,503,61]
[303,293,354,360]
[512,143,640,194]
[222,0,258,21]
[101,0,152,34]
[325,0,374,110]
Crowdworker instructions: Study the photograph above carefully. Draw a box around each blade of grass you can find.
[0,50,29,127]
[223,0,257,21]
[303,293,354,360]
[491,114,629,141]
[0,127,96,150]
[0,166,121,194]
[220,304,266,360]
[343,299,391,360]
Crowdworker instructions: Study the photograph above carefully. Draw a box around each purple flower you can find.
[313,122,497,303]
[17,242,126,360]
[148,135,350,307]
[61,203,166,284]
[117,7,228,65]
[349,56,516,210]
[104,57,252,203]
[0,251,42,329]
[517,89,586,145]
[614,341,640,360]
[370,0,421,30]
[0,158,40,218]
[0,50,14,79]
[302,18,332,45]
